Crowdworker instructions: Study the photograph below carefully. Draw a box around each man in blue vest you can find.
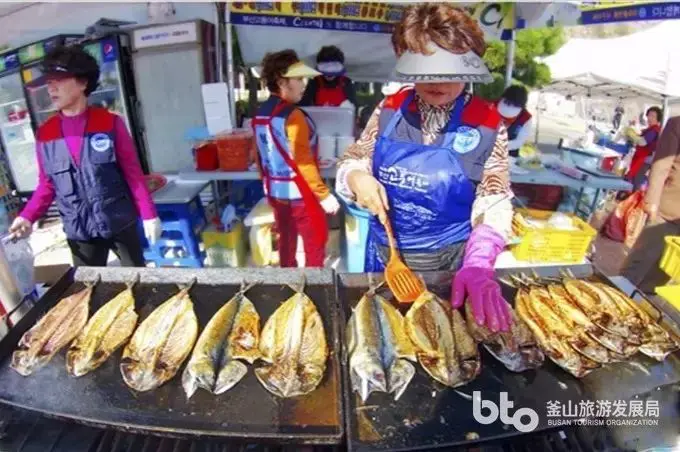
[9,46,160,267]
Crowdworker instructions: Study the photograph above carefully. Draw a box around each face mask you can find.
[498,100,522,118]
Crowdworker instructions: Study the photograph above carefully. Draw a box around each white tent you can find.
[543,21,680,102]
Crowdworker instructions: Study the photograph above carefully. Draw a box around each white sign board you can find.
[201,83,233,135]
[133,21,198,50]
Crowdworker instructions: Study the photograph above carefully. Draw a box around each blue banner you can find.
[231,12,395,33]
[581,2,680,24]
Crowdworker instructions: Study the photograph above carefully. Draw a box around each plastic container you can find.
[660,236,680,281]
[340,197,371,272]
[194,142,219,171]
[655,284,680,312]
[511,208,596,264]
[202,222,247,268]
[216,128,253,171]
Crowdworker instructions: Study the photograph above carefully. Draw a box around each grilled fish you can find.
[347,285,415,401]
[547,285,636,357]
[182,281,261,398]
[121,281,198,392]
[529,286,611,364]
[595,284,679,360]
[255,278,327,398]
[405,291,479,387]
[66,276,139,377]
[466,301,544,372]
[11,277,99,376]
[516,289,598,378]
[563,279,631,339]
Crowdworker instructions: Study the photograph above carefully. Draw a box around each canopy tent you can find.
[543,20,680,117]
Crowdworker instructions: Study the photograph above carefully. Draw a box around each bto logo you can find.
[473,391,540,433]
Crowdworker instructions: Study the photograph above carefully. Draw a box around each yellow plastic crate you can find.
[660,236,680,282]
[202,222,247,268]
[655,284,680,312]
[510,208,596,264]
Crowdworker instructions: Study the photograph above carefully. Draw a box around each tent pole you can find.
[225,4,236,129]
[534,91,541,145]
[504,29,516,88]
[662,95,669,126]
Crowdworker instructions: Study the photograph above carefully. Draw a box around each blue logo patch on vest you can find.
[90,133,111,153]
[452,126,481,154]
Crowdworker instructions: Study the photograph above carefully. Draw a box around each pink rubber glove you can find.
[451,225,512,333]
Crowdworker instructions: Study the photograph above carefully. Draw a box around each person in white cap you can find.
[252,50,340,268]
[496,85,533,157]
[336,3,513,332]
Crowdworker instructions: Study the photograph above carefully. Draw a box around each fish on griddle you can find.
[255,277,327,398]
[405,291,480,387]
[182,281,261,398]
[66,275,139,377]
[121,280,198,392]
[595,283,679,361]
[347,283,415,401]
[465,300,544,372]
[11,277,99,376]
[516,289,598,378]
[563,279,632,339]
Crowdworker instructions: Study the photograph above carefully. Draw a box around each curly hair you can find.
[42,45,100,96]
[260,49,299,93]
[646,106,663,123]
[391,3,486,58]
[316,45,345,64]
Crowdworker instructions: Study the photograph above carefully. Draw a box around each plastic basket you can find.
[216,129,253,171]
[655,284,680,312]
[660,236,680,281]
[510,208,596,263]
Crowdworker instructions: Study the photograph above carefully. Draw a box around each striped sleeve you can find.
[471,124,514,240]
[335,101,383,199]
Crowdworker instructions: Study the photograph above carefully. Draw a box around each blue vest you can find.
[253,96,318,200]
[506,108,531,142]
[364,90,501,271]
[38,108,138,241]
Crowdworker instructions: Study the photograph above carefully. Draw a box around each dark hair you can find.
[42,45,100,96]
[646,106,663,123]
[260,49,299,93]
[502,85,529,108]
[316,46,344,64]
[392,3,486,57]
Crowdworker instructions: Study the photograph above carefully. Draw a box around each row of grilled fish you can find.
[11,277,328,399]
[348,285,490,402]
[516,278,680,378]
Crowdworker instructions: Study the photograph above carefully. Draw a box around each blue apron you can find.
[364,93,478,272]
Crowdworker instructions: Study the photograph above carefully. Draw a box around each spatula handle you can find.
[382,218,397,253]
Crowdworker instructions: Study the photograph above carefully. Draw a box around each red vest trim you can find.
[383,88,501,129]
[37,107,116,142]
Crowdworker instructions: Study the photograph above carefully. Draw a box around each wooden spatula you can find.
[382,218,425,303]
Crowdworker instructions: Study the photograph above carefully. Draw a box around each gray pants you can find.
[621,217,680,293]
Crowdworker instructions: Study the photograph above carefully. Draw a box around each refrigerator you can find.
[130,20,216,173]
[22,34,148,176]
[0,35,80,194]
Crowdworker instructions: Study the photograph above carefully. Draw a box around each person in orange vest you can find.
[253,50,340,268]
[625,106,663,189]
[300,46,356,109]
[496,85,533,157]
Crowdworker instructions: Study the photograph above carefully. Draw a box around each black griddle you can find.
[338,265,680,452]
[0,267,344,445]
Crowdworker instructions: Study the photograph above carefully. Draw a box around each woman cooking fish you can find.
[336,3,513,333]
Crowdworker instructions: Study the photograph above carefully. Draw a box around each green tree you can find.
[476,27,565,100]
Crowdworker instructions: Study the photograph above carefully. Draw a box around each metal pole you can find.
[214,2,224,83]
[504,29,516,88]
[534,92,541,145]
[225,4,236,129]
[662,95,670,127]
